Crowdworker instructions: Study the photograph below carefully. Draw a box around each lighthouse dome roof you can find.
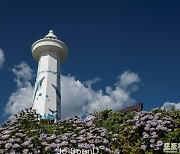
[32,30,69,62]
[45,30,57,39]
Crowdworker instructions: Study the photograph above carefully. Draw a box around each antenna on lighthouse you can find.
[31,30,69,121]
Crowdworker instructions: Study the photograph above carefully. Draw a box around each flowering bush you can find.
[94,108,180,153]
[129,110,174,153]
[0,108,120,153]
[0,107,179,154]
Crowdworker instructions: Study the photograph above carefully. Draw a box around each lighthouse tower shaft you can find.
[32,30,68,120]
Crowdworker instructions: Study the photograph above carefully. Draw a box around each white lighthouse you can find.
[32,30,68,120]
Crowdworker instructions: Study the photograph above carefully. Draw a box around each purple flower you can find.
[45,146,52,151]
[145,123,151,128]
[144,127,150,131]
[133,124,140,129]
[104,147,111,152]
[5,143,12,149]
[148,115,153,119]
[151,132,158,138]
[2,130,11,135]
[150,138,155,143]
[150,143,155,148]
[154,115,160,120]
[50,134,56,140]
[28,144,33,148]
[72,134,77,138]
[94,139,101,143]
[23,149,29,153]
[134,116,139,121]
[89,139,95,144]
[78,143,83,148]
[112,134,118,137]
[99,145,105,150]
[127,119,133,123]
[142,132,148,136]
[46,137,52,141]
[111,138,118,141]
[41,141,48,146]
[8,138,15,143]
[146,120,151,123]
[141,115,148,121]
[0,149,4,153]
[151,134,158,139]
[55,138,61,143]
[150,127,155,131]
[76,136,86,142]
[50,143,56,148]
[89,144,95,148]
[151,121,157,126]
[114,149,120,154]
[165,121,171,124]
[54,148,60,153]
[87,132,93,136]
[80,129,86,134]
[74,119,82,124]
[157,140,163,147]
[130,130,135,133]
[162,121,166,125]
[82,143,91,149]
[140,121,145,125]
[143,134,149,139]
[156,125,164,130]
[103,139,109,144]
[22,141,31,146]
[156,113,162,116]
[61,135,68,141]
[141,144,147,150]
[72,124,77,127]
[100,132,106,137]
[70,139,77,144]
[151,131,157,136]
[157,120,162,123]
[140,111,148,115]
[55,143,61,148]
[60,141,68,146]
[1,135,10,139]
[154,146,160,150]
[144,124,151,130]
[15,138,21,142]
[162,127,167,131]
[0,128,5,131]
[15,132,25,137]
[12,143,20,148]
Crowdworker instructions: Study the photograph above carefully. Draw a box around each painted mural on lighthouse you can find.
[31,30,69,121]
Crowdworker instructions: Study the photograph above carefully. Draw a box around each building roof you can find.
[118,103,143,113]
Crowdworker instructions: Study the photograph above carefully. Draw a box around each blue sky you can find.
[0,0,180,123]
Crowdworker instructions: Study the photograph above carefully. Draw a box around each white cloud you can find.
[12,61,34,87]
[4,61,34,118]
[117,71,140,89]
[84,77,101,88]
[4,62,141,119]
[4,85,34,119]
[161,102,180,110]
[0,49,5,68]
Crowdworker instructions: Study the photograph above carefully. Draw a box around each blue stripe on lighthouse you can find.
[33,76,45,102]
[37,70,60,79]
[52,84,61,99]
